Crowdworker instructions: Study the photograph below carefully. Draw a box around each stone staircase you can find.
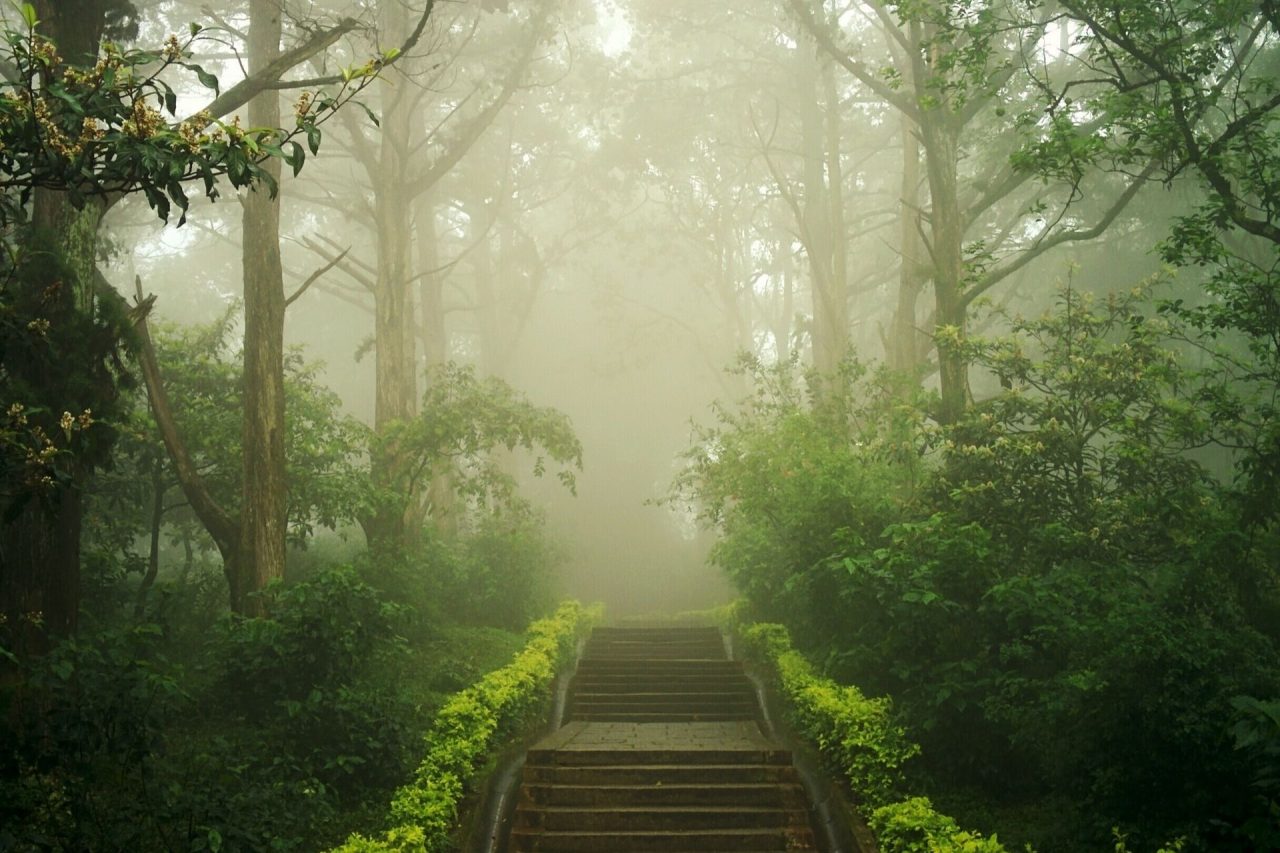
[566,627,758,723]
[508,626,819,852]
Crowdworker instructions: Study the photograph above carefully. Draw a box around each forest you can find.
[0,0,1277,850]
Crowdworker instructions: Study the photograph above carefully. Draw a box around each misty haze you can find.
[1,1,1277,851]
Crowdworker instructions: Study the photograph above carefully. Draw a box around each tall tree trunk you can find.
[364,0,420,550]
[134,461,165,618]
[920,110,969,424]
[470,194,500,376]
[797,47,850,400]
[238,0,287,614]
[889,113,927,373]
[416,194,457,535]
[0,3,110,652]
[418,195,449,372]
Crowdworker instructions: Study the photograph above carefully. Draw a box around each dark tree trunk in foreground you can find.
[0,2,111,653]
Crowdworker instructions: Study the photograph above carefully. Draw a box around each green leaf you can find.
[49,85,85,115]
[15,2,36,29]
[181,62,220,94]
[285,140,305,177]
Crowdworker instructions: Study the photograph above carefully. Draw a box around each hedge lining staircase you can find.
[509,626,820,852]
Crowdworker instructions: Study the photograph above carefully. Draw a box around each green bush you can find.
[335,600,599,853]
[870,798,1008,853]
[737,621,917,808]
[734,618,1004,851]
[683,288,1280,849]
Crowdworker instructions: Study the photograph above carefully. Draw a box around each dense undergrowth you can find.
[0,533,571,851]
[678,284,1280,851]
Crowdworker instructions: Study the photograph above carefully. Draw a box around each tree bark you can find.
[0,3,110,652]
[238,0,288,615]
[797,46,850,399]
[130,285,241,597]
[362,0,420,551]
[134,461,165,618]
[416,194,458,535]
[889,114,928,373]
[359,2,553,550]
[919,107,970,423]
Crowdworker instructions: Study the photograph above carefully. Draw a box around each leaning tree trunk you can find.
[238,0,288,615]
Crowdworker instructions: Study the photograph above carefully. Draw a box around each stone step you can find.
[509,827,812,852]
[567,702,758,716]
[572,672,749,684]
[516,805,807,832]
[567,703,757,715]
[583,645,732,655]
[568,711,757,723]
[521,762,802,786]
[570,684,753,697]
[574,659,744,672]
[593,625,727,630]
[526,747,790,767]
[587,635,723,647]
[568,686,752,701]
[521,782,808,808]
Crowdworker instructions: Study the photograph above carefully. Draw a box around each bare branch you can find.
[285,246,349,308]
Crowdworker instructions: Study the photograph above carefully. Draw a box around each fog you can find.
[96,0,1189,614]
[8,1,1280,849]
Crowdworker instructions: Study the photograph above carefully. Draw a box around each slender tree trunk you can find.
[470,194,500,376]
[364,0,421,551]
[418,195,449,371]
[416,194,458,535]
[920,110,969,423]
[901,17,970,424]
[134,461,165,618]
[238,0,287,615]
[797,47,850,395]
[890,114,927,374]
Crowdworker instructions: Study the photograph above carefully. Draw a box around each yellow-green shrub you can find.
[333,600,599,853]
[734,618,1008,853]
[870,798,1007,853]
[736,621,917,808]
